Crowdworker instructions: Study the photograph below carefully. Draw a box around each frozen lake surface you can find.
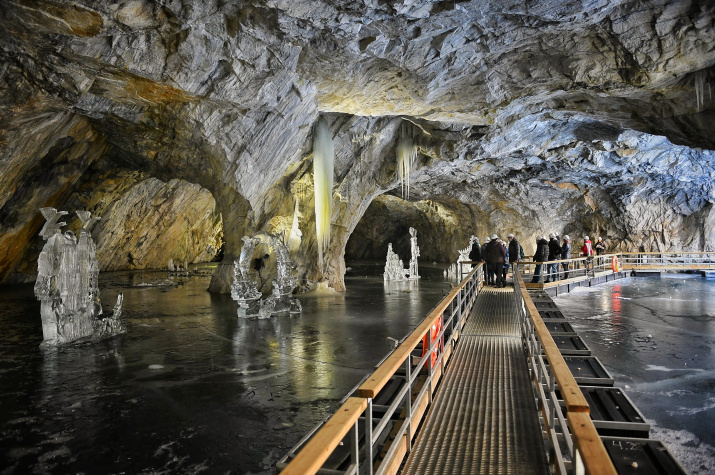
[1,266,712,474]
[0,262,451,474]
[553,274,715,475]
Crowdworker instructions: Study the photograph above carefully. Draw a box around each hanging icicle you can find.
[313,117,334,270]
[694,70,711,112]
[396,124,417,200]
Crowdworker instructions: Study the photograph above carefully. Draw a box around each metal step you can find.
[601,437,688,474]
[564,387,650,438]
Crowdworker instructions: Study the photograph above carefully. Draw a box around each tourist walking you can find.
[545,233,562,283]
[561,235,572,279]
[501,238,509,284]
[530,236,549,283]
[595,236,606,267]
[582,236,594,272]
[468,237,481,268]
[507,233,520,277]
[485,235,506,287]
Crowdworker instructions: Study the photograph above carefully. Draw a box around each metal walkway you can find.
[403,287,550,474]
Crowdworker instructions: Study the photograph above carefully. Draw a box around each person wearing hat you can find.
[507,233,520,278]
[582,236,594,273]
[468,236,481,268]
[485,234,506,287]
[530,235,549,283]
[561,235,572,279]
[545,233,562,283]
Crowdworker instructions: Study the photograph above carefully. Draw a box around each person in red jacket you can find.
[581,236,594,272]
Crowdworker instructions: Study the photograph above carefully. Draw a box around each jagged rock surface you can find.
[0,0,713,292]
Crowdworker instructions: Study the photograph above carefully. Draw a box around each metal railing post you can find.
[364,398,373,475]
[351,419,360,474]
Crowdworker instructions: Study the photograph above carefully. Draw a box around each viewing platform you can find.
[277,255,699,475]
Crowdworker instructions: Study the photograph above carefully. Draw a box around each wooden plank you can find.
[281,397,367,474]
[568,412,617,475]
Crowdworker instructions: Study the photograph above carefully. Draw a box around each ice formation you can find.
[408,227,420,279]
[313,117,334,270]
[446,236,477,280]
[384,228,420,281]
[396,126,417,200]
[34,208,124,345]
[384,243,406,280]
[231,233,301,318]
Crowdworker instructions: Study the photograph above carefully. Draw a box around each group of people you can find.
[466,233,607,286]
[468,234,523,287]
[530,234,606,283]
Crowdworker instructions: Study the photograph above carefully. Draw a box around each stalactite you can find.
[313,117,334,270]
[396,124,417,200]
[694,70,711,112]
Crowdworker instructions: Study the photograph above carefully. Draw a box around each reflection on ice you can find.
[554,275,715,475]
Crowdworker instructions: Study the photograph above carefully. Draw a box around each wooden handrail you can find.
[357,265,480,398]
[515,273,589,412]
[620,251,715,255]
[515,272,616,474]
[281,397,368,474]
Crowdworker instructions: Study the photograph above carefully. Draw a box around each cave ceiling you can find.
[0,0,714,290]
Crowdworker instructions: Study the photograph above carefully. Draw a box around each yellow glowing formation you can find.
[313,118,334,270]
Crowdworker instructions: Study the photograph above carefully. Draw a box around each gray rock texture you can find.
[0,0,713,291]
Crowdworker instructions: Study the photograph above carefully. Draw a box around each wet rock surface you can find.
[0,0,713,292]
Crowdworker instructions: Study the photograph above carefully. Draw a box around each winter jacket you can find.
[485,239,506,264]
[561,241,572,259]
[508,238,520,263]
[595,239,606,255]
[468,242,481,264]
[548,238,562,260]
[581,240,593,256]
[533,238,549,262]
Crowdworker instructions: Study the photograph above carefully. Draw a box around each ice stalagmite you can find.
[313,117,334,270]
[35,208,124,345]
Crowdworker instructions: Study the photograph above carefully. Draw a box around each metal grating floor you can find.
[403,287,550,474]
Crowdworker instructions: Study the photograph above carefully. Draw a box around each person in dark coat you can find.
[468,237,481,268]
[481,237,490,283]
[561,235,572,279]
[507,233,520,276]
[530,236,549,283]
[545,233,562,283]
[485,234,506,287]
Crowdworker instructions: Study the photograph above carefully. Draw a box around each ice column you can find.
[313,117,334,270]
[408,227,420,279]
[384,243,406,281]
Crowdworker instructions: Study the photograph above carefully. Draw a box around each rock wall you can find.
[0,0,713,292]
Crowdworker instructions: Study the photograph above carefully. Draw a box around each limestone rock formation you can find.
[0,0,713,292]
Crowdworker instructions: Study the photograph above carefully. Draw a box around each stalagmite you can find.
[34,208,124,345]
[313,117,334,270]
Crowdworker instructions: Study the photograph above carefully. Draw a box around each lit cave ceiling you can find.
[0,0,714,292]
